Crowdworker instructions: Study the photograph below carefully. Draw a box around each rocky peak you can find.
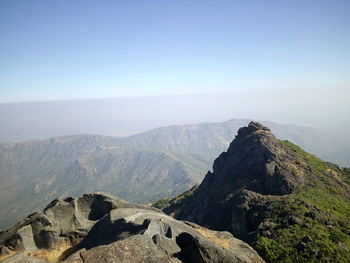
[162,122,350,262]
[163,122,325,237]
[236,121,271,138]
[203,121,301,196]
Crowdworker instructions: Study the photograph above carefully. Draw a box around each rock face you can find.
[0,192,264,263]
[163,122,350,262]
[164,122,317,237]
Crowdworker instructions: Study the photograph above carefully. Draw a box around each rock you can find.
[0,245,11,255]
[175,232,237,263]
[261,230,271,237]
[288,216,303,226]
[161,121,350,262]
[302,223,312,229]
[295,241,308,251]
[0,192,154,254]
[62,208,264,263]
[301,235,314,243]
[164,121,322,240]
[258,220,276,231]
[310,249,319,257]
[304,210,321,221]
[1,193,264,263]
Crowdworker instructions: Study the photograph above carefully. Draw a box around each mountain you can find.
[0,135,206,231]
[122,118,350,167]
[161,122,350,262]
[0,118,348,231]
[0,192,264,263]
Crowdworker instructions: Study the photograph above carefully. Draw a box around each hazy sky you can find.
[1,0,349,103]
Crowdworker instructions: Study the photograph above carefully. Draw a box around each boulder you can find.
[0,192,153,255]
[62,208,264,263]
[1,193,264,263]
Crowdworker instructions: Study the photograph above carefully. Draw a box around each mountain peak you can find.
[210,121,297,196]
[163,123,350,262]
[237,121,271,138]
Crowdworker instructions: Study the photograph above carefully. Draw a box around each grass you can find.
[152,185,199,210]
[0,238,82,263]
[0,250,16,261]
[27,240,72,263]
[194,226,231,249]
[152,198,171,209]
[254,140,350,263]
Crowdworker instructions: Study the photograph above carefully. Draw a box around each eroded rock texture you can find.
[0,193,264,263]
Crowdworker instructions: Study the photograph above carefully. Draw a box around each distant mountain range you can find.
[0,118,349,230]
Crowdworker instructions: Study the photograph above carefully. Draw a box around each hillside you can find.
[161,122,350,262]
[0,135,206,231]
[0,119,348,231]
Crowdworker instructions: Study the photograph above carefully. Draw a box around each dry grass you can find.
[194,226,231,249]
[0,250,16,261]
[27,240,73,263]
[0,238,82,263]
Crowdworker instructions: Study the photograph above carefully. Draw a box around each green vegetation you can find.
[152,185,199,210]
[152,198,171,209]
[279,140,328,173]
[256,193,350,262]
[255,141,350,263]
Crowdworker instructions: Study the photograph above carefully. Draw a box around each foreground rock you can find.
[0,193,264,263]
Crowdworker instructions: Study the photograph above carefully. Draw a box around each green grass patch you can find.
[152,198,171,209]
[255,186,350,263]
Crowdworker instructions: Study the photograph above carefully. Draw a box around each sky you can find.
[1,0,349,103]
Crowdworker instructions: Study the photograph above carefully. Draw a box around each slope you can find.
[0,135,203,231]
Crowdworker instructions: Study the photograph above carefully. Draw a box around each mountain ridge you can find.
[0,119,349,231]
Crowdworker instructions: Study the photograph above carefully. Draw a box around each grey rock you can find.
[164,121,321,240]
[1,194,264,263]
[0,246,11,255]
[0,192,153,253]
[295,241,308,251]
[261,230,271,237]
[62,208,264,263]
[302,223,312,229]
[288,216,303,226]
[310,249,319,256]
[301,235,314,243]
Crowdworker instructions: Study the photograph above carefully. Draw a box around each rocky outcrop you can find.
[0,192,151,261]
[163,122,350,262]
[0,193,264,263]
[164,122,311,237]
[62,208,263,263]
[164,121,349,239]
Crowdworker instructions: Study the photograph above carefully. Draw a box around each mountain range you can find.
[0,119,349,231]
[1,121,349,262]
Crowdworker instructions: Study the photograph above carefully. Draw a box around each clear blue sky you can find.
[1,0,349,103]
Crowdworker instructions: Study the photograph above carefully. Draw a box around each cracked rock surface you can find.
[0,193,264,263]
